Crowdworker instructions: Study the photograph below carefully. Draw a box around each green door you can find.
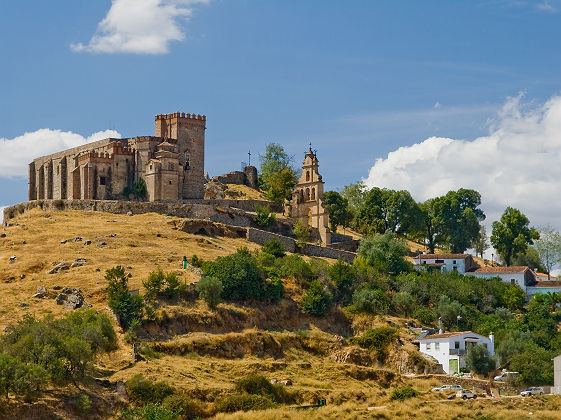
[449,359,459,374]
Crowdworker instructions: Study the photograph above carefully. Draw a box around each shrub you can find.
[357,232,411,273]
[106,266,144,329]
[349,327,398,362]
[392,291,415,316]
[301,280,332,316]
[162,272,185,299]
[390,385,419,401]
[190,255,203,268]
[234,375,295,404]
[143,269,165,299]
[75,394,92,414]
[264,278,284,302]
[253,204,276,228]
[329,259,356,302]
[352,288,389,314]
[121,403,180,420]
[277,254,313,284]
[215,394,275,413]
[162,394,206,420]
[465,344,496,375]
[196,277,223,308]
[0,352,48,400]
[201,248,266,300]
[413,306,436,325]
[293,220,311,246]
[126,374,175,405]
[262,239,285,258]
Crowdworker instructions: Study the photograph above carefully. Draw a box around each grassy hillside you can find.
[0,208,560,419]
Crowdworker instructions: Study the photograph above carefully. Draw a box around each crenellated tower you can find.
[155,112,206,199]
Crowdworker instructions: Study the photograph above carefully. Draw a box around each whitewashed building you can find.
[553,355,561,395]
[413,254,477,274]
[470,266,537,293]
[417,331,494,374]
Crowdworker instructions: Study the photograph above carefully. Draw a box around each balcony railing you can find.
[449,349,466,355]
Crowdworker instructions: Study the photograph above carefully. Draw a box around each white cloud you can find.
[71,0,208,54]
[0,129,121,178]
[364,94,561,231]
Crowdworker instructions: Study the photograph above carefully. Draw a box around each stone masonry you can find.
[28,112,206,202]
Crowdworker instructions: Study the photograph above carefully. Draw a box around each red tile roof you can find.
[417,254,472,260]
[472,266,530,274]
[533,281,561,288]
[418,331,476,341]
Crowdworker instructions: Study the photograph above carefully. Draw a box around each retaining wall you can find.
[247,228,297,253]
[301,243,356,263]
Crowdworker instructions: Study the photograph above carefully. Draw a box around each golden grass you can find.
[223,184,266,200]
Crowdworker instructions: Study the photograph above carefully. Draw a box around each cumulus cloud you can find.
[0,129,121,178]
[71,0,208,54]
[364,94,561,231]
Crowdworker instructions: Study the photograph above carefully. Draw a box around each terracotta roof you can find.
[418,331,471,341]
[417,254,471,260]
[533,281,561,288]
[536,273,554,279]
[472,266,530,274]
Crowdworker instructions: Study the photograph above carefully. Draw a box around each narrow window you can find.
[57,166,60,175]
[306,188,310,200]
[511,279,516,285]
[185,154,190,170]
[454,341,460,349]
[311,187,316,200]
[426,343,431,350]
[100,176,106,186]
[169,180,172,185]
[116,162,118,167]
[453,260,457,264]
[435,342,440,350]
[150,164,153,170]
[306,171,310,181]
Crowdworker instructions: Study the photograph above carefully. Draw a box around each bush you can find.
[357,232,411,273]
[162,272,185,299]
[413,306,437,325]
[126,374,175,405]
[277,254,313,285]
[329,259,356,303]
[264,278,284,302]
[162,394,206,420]
[465,344,496,375]
[352,288,389,314]
[0,352,48,400]
[215,394,275,413]
[293,220,311,246]
[349,327,398,362]
[106,266,144,329]
[201,248,266,300]
[234,375,295,404]
[390,385,419,401]
[75,394,92,414]
[262,239,285,258]
[190,255,203,268]
[144,270,185,300]
[253,204,276,228]
[196,277,223,308]
[392,291,415,316]
[121,403,180,420]
[301,280,332,316]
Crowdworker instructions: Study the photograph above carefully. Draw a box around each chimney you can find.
[489,331,494,345]
[438,317,443,334]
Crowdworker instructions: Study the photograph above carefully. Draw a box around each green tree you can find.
[435,189,485,253]
[419,197,444,254]
[435,295,465,330]
[259,143,296,202]
[534,225,561,278]
[511,246,546,273]
[495,329,534,367]
[293,220,311,246]
[301,280,332,316]
[328,259,356,302]
[465,344,495,375]
[474,225,490,259]
[323,191,352,231]
[196,276,223,308]
[501,285,525,310]
[392,291,415,317]
[253,204,276,228]
[106,266,144,329]
[262,239,285,258]
[352,288,389,314]
[357,232,411,274]
[201,248,265,300]
[490,207,539,266]
[341,181,367,218]
[132,177,147,200]
[354,187,422,236]
[510,346,554,386]
[349,327,398,362]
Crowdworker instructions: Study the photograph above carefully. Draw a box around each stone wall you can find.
[247,228,297,253]
[210,165,259,189]
[301,244,356,264]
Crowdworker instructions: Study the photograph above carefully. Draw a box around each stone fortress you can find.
[20,111,357,257]
[28,112,206,202]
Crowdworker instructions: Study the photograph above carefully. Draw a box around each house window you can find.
[435,259,444,263]
[511,279,516,285]
[453,260,456,264]
[100,176,106,186]
[435,343,440,350]
[453,266,457,271]
[454,341,460,349]
[426,343,431,350]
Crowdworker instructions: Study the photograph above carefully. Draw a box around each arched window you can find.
[299,189,304,202]
[306,188,310,200]
[311,188,315,200]
[306,171,310,181]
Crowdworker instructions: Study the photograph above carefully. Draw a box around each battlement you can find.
[78,151,114,164]
[155,112,206,122]
[109,142,135,156]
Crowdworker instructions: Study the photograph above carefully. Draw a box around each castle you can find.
[28,112,206,202]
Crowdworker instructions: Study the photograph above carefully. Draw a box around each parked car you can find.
[494,371,520,382]
[456,389,477,400]
[431,384,463,392]
[520,387,544,396]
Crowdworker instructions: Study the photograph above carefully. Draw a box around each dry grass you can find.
[223,184,266,200]
[0,208,259,329]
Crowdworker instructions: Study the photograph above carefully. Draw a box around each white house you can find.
[417,331,494,374]
[553,355,561,395]
[470,266,537,293]
[413,253,477,275]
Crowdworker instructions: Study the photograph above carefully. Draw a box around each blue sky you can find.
[2,0,561,229]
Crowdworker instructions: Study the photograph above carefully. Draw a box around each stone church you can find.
[286,148,331,245]
[28,112,206,202]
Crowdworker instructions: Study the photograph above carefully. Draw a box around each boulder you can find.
[84,240,92,246]
[47,262,69,274]
[32,286,47,298]
[55,293,67,305]
[96,241,107,247]
[331,346,372,366]
[204,181,226,199]
[64,293,84,310]
[9,255,16,264]
[0,233,6,238]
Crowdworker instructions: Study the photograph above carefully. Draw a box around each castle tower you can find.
[155,112,206,199]
[288,147,331,245]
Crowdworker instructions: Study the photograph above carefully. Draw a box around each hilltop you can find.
[1,208,560,419]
